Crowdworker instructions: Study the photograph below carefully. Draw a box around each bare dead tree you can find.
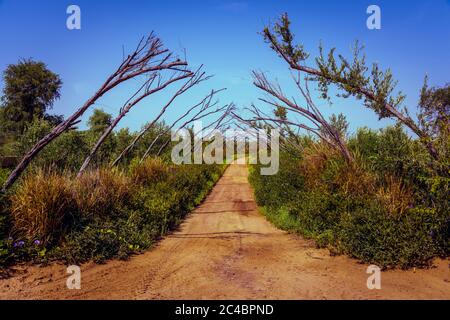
[77,70,194,176]
[231,111,302,155]
[250,71,354,162]
[2,33,189,191]
[190,105,235,156]
[155,104,233,157]
[146,92,221,159]
[246,103,315,152]
[156,103,234,157]
[140,88,226,161]
[110,67,212,167]
[194,105,235,139]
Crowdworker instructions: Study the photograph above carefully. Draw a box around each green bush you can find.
[248,152,304,208]
[349,125,432,189]
[12,119,91,172]
[56,223,132,264]
[0,168,10,187]
[0,169,10,245]
[1,162,225,266]
[337,204,440,267]
[249,132,449,268]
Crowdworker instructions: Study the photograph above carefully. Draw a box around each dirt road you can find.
[0,163,449,300]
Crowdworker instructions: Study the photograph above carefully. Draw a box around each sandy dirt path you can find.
[0,163,449,300]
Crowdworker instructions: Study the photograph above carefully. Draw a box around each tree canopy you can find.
[0,59,62,135]
[262,13,443,161]
[88,109,113,134]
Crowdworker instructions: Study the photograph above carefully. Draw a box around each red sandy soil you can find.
[0,163,449,300]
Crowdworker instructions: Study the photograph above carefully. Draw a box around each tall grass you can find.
[74,168,132,218]
[10,169,77,244]
[129,157,168,186]
[2,161,226,265]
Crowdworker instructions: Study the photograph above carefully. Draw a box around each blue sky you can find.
[0,0,449,134]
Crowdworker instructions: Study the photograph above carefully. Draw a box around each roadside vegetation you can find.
[1,160,224,266]
[246,14,449,269]
[0,37,229,269]
[0,99,226,267]
[250,125,448,268]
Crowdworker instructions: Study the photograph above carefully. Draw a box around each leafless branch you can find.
[250,70,353,162]
[3,33,189,190]
[78,70,195,176]
[140,88,227,161]
[156,103,235,157]
[111,66,214,166]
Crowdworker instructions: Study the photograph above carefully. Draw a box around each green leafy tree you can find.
[86,109,116,166]
[262,13,440,161]
[88,109,112,134]
[13,118,89,171]
[0,59,62,135]
[418,81,450,164]
[348,127,379,160]
[321,113,349,140]
[113,128,135,163]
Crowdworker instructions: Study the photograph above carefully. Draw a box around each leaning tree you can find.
[76,63,204,176]
[261,13,441,162]
[247,71,354,163]
[2,33,190,191]
[110,66,212,167]
[140,88,227,161]
[155,98,234,158]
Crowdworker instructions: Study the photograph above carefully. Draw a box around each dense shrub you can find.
[1,161,225,266]
[0,170,11,268]
[0,168,10,187]
[56,163,225,263]
[248,152,304,207]
[337,204,440,267]
[348,125,432,189]
[129,157,169,186]
[12,119,90,171]
[0,208,8,240]
[8,117,173,174]
[0,169,10,235]
[250,127,449,268]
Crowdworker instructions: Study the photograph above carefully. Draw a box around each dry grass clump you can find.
[10,167,134,243]
[10,169,77,244]
[300,143,337,188]
[334,163,376,197]
[130,157,169,186]
[376,175,414,215]
[300,143,374,196]
[74,168,131,218]
[301,142,413,215]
